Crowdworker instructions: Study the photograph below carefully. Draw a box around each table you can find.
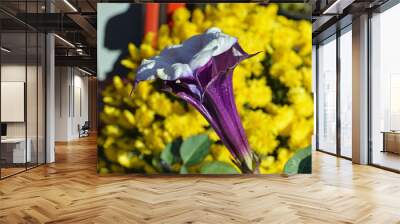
[1,138,31,163]
[381,131,400,154]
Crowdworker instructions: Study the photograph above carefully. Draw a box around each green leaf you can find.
[298,155,311,173]
[180,134,211,166]
[151,158,162,172]
[283,146,312,175]
[180,165,189,174]
[160,139,182,165]
[200,161,239,174]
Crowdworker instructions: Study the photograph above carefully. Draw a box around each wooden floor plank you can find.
[0,135,400,223]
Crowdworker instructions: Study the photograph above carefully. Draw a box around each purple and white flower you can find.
[135,27,258,173]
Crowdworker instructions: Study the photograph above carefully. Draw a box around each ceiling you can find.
[1,0,394,73]
[312,0,390,43]
[0,0,99,73]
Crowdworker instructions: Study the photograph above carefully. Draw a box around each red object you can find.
[144,3,160,35]
[167,3,185,15]
[167,3,186,28]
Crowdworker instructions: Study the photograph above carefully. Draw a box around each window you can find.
[339,28,352,158]
[0,1,47,179]
[370,3,400,171]
[317,36,337,154]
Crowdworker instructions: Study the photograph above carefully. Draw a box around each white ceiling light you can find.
[323,0,354,15]
[78,67,93,76]
[76,48,85,55]
[1,47,11,53]
[63,0,78,12]
[54,34,75,48]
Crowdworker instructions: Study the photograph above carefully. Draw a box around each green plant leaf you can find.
[283,146,312,175]
[151,158,163,172]
[180,165,189,174]
[200,161,239,174]
[180,134,211,166]
[160,139,182,165]
[298,155,311,173]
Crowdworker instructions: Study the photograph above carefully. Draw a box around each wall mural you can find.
[97,3,313,175]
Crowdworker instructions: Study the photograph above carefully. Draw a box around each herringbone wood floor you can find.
[1,136,400,224]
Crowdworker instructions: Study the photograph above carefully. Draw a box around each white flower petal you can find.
[136,59,157,81]
[189,49,214,70]
[156,68,167,80]
[169,63,192,79]
[136,27,237,81]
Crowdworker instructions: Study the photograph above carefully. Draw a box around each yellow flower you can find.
[272,48,302,69]
[144,163,158,174]
[208,130,220,142]
[210,144,239,171]
[288,87,314,118]
[128,43,141,61]
[278,147,291,162]
[260,156,275,169]
[113,76,124,90]
[171,101,186,115]
[272,27,299,50]
[175,22,199,41]
[122,110,136,126]
[139,122,166,154]
[148,92,172,117]
[301,67,312,92]
[233,65,248,89]
[110,164,125,173]
[135,106,155,129]
[104,146,118,162]
[288,118,313,149]
[103,105,121,118]
[143,32,156,45]
[120,58,137,70]
[164,112,207,139]
[159,24,170,37]
[246,78,272,108]
[118,151,145,169]
[140,43,156,59]
[192,9,204,25]
[103,125,122,137]
[272,106,295,134]
[172,7,191,24]
[280,69,303,88]
[158,36,173,50]
[164,114,187,139]
[243,110,279,155]
[100,3,313,174]
[135,81,153,101]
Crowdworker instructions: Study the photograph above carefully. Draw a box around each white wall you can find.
[55,67,69,141]
[97,3,130,81]
[55,67,89,141]
[1,65,32,138]
[352,14,369,164]
[312,45,316,151]
[1,63,46,164]
[45,5,56,164]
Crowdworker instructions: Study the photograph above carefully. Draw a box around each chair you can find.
[78,121,90,138]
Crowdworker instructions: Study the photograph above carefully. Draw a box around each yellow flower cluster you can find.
[98,77,210,174]
[98,3,313,174]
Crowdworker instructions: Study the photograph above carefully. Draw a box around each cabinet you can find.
[382,132,400,154]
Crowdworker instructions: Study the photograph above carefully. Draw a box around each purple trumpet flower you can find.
[135,28,258,173]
